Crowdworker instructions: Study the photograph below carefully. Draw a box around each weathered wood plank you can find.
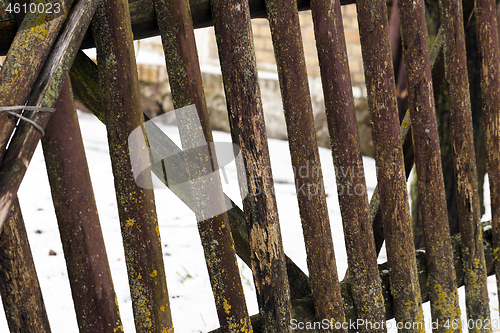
[265,0,346,326]
[438,0,486,328]
[356,0,425,330]
[211,0,292,330]
[42,81,123,332]
[0,0,356,56]
[476,0,500,326]
[0,0,71,157]
[92,0,174,330]
[0,200,51,333]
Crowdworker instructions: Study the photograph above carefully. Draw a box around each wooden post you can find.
[265,0,346,326]
[92,0,174,330]
[476,0,500,325]
[0,200,51,333]
[211,0,292,330]
[42,81,124,332]
[153,0,253,330]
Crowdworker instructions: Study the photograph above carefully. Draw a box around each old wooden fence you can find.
[0,0,499,331]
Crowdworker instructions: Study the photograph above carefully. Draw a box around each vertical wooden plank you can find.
[264,0,346,325]
[41,81,124,332]
[153,0,252,330]
[438,0,487,329]
[92,0,174,331]
[210,0,292,331]
[476,0,500,327]
[0,200,51,333]
[350,0,426,330]
[312,0,421,329]
[397,0,465,331]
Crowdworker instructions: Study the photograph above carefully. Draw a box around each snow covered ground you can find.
[0,110,498,332]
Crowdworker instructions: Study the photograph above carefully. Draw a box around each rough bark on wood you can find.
[92,0,174,330]
[0,200,51,333]
[42,81,123,332]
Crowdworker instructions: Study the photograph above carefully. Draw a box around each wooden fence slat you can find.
[400,0,468,328]
[312,0,421,329]
[41,81,123,332]
[91,0,174,331]
[355,0,426,330]
[439,0,488,329]
[0,0,102,232]
[210,0,293,330]
[359,0,462,329]
[153,0,253,330]
[265,0,345,325]
[0,0,71,157]
[476,0,500,324]
[371,0,475,255]
[0,199,51,333]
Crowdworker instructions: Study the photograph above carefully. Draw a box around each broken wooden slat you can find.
[0,0,103,232]
[41,81,123,332]
[211,0,292,330]
[153,0,252,330]
[476,0,500,323]
[265,0,345,325]
[92,0,174,331]
[0,199,51,333]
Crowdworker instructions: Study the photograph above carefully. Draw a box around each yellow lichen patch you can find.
[150,270,158,277]
[160,305,165,312]
[113,323,124,332]
[137,273,142,279]
[125,218,135,227]
[223,298,231,315]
